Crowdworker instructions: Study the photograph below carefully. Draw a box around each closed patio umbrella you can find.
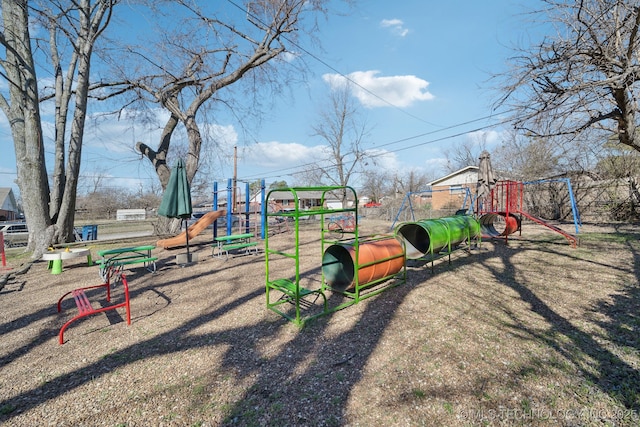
[476,150,497,212]
[158,158,193,261]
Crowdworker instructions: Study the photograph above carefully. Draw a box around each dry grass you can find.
[1,218,640,426]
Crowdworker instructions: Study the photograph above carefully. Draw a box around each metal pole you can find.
[232,146,237,213]
[227,178,233,236]
[261,179,266,240]
[245,181,250,234]
[564,178,581,234]
[0,232,6,267]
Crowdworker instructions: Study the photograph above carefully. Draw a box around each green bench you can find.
[213,233,258,258]
[97,245,157,279]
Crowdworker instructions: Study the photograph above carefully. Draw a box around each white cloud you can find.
[75,108,174,154]
[242,140,327,169]
[207,123,238,152]
[323,71,434,108]
[105,176,146,191]
[467,129,500,145]
[365,148,400,172]
[380,18,409,37]
[278,51,299,63]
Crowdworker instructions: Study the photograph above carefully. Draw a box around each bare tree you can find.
[444,133,489,173]
[490,127,601,181]
[497,1,640,154]
[0,0,51,254]
[360,169,391,202]
[0,0,115,256]
[311,84,371,205]
[98,1,333,229]
[492,131,561,181]
[595,137,640,179]
[79,166,110,195]
[393,168,433,194]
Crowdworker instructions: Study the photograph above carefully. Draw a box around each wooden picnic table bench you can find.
[97,245,157,279]
[212,233,258,258]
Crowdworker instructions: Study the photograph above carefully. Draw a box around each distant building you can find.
[267,189,353,211]
[0,188,20,221]
[428,166,479,210]
[116,209,146,221]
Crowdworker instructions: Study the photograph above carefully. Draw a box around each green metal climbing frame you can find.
[264,186,406,326]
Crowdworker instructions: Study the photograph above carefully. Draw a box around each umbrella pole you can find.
[184,218,191,260]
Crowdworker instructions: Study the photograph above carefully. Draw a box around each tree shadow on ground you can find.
[480,231,640,413]
[0,237,418,426]
[1,226,639,424]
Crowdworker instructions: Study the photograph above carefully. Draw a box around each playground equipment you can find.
[476,180,522,241]
[0,232,8,271]
[478,212,520,237]
[523,178,582,234]
[212,179,266,239]
[322,236,405,291]
[391,187,473,230]
[156,210,225,249]
[57,266,130,345]
[394,215,481,261]
[477,180,580,247]
[326,213,356,237]
[390,177,580,248]
[264,186,406,326]
[262,180,582,326]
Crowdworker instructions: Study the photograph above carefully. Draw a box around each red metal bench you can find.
[57,270,130,345]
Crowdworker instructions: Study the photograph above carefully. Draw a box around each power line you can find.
[224,0,518,183]
[241,113,515,181]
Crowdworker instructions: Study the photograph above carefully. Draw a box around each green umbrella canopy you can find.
[158,158,192,219]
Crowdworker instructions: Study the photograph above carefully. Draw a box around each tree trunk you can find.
[136,112,178,190]
[1,0,53,257]
[55,40,92,244]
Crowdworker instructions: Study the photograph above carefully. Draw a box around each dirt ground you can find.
[1,217,640,426]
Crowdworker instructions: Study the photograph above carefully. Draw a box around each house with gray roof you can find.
[0,188,20,221]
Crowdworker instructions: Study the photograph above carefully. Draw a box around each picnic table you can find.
[97,245,157,278]
[212,233,258,258]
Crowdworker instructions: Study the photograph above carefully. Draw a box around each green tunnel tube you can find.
[394,215,480,259]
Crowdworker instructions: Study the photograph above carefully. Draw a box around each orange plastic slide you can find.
[157,210,226,249]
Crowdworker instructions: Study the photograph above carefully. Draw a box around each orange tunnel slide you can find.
[478,212,521,237]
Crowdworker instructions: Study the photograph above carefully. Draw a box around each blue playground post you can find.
[213,178,268,238]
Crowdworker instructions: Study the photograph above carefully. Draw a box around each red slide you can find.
[518,211,578,248]
[157,210,226,249]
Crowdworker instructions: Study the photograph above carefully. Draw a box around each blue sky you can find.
[0,0,540,197]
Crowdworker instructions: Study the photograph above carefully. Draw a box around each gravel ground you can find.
[1,218,640,426]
